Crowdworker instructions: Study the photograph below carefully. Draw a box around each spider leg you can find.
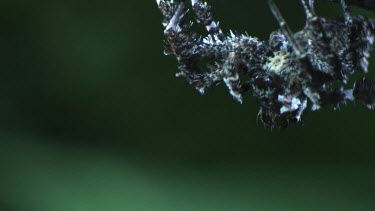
[222,54,243,103]
[301,0,315,20]
[319,87,354,108]
[302,0,352,57]
[336,0,355,76]
[301,0,347,81]
[353,77,375,109]
[188,0,236,95]
[157,1,214,89]
[321,77,375,109]
[340,0,352,26]
[190,0,225,41]
[308,0,315,11]
[300,0,334,50]
[157,0,248,98]
[300,0,331,48]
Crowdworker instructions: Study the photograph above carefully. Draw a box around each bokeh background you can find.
[0,1,375,210]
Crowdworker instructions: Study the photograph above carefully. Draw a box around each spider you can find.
[156,0,375,128]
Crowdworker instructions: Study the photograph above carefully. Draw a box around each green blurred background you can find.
[0,0,375,210]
